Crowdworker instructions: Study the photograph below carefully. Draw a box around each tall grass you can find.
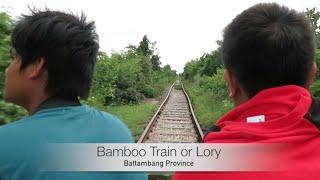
[183,81,232,132]
[104,103,157,141]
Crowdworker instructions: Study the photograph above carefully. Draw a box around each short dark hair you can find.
[12,9,99,99]
[222,3,315,97]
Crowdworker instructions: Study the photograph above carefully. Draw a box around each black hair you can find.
[222,3,315,97]
[11,8,99,99]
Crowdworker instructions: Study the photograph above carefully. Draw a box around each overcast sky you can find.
[1,0,320,73]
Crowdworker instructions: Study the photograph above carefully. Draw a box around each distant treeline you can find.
[90,35,176,105]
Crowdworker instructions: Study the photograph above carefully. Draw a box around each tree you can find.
[306,7,320,48]
[136,35,161,71]
[0,12,12,98]
[183,41,223,79]
[89,35,176,105]
[183,60,203,80]
[200,50,222,76]
[150,54,161,71]
[137,35,152,56]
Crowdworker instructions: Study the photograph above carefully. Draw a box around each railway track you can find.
[138,81,203,143]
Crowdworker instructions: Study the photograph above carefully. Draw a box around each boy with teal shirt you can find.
[1,9,147,180]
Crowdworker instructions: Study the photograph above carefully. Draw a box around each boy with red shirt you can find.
[174,3,320,180]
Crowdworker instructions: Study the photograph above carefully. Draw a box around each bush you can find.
[182,80,232,131]
[0,12,12,98]
[115,88,145,104]
[138,84,156,98]
[0,101,27,125]
[311,79,320,96]
[210,68,229,101]
[190,67,228,101]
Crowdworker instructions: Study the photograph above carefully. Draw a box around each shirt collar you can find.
[33,96,81,114]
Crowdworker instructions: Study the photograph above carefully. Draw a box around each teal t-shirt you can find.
[0,105,147,180]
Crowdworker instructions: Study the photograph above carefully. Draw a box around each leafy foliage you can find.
[182,71,232,131]
[311,49,320,96]
[181,39,232,130]
[183,41,223,80]
[0,12,12,97]
[0,101,27,125]
[306,8,320,96]
[90,36,176,105]
[136,35,161,71]
[306,7,320,48]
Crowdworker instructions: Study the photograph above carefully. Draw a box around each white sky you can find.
[1,0,320,73]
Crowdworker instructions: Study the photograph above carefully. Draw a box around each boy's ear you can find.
[306,62,318,89]
[224,69,238,98]
[28,58,46,80]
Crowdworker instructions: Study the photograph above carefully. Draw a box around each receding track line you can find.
[138,81,203,143]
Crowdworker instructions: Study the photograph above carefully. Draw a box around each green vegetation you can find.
[85,97,157,141]
[0,101,26,125]
[311,49,320,96]
[182,39,234,131]
[90,55,175,105]
[0,12,12,92]
[306,7,320,48]
[105,103,157,140]
[183,41,222,80]
[182,55,233,131]
[149,174,172,180]
[307,7,320,96]
[84,35,176,138]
